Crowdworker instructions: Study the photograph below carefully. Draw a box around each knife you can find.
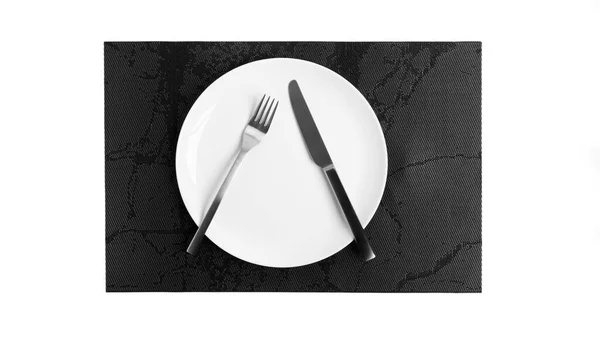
[288,80,376,261]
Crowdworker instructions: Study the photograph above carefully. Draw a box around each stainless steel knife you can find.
[288,80,375,261]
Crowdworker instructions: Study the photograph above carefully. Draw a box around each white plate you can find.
[176,58,387,267]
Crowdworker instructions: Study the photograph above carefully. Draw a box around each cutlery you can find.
[187,94,279,255]
[288,80,375,261]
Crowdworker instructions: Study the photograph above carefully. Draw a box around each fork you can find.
[187,94,279,255]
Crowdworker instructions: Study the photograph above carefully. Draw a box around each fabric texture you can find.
[105,42,481,292]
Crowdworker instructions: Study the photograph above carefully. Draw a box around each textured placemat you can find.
[105,42,481,292]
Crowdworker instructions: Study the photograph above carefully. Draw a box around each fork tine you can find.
[255,96,270,123]
[251,94,266,121]
[260,98,275,125]
[264,100,278,130]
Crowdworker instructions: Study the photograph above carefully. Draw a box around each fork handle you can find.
[187,150,247,255]
[324,167,376,261]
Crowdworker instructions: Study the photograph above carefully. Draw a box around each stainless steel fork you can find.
[187,95,279,255]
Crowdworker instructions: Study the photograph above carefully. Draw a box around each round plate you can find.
[176,58,387,267]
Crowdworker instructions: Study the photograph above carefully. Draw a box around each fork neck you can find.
[241,127,263,151]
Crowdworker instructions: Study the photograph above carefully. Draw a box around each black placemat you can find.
[105,42,481,292]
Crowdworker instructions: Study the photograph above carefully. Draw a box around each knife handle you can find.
[324,167,375,261]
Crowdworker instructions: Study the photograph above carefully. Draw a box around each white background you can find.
[1,0,599,336]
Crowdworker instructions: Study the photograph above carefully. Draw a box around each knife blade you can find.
[288,80,375,261]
